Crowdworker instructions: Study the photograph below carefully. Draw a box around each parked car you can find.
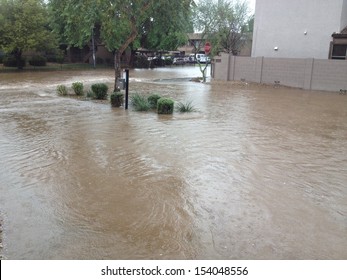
[188,54,197,63]
[196,53,210,64]
[173,57,185,65]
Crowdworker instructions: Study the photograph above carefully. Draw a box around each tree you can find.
[49,0,193,91]
[214,0,251,55]
[0,0,58,69]
[139,1,193,51]
[192,0,252,81]
[192,0,220,82]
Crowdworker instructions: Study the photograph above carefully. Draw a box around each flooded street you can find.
[0,66,347,259]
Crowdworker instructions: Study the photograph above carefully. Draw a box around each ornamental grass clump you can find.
[86,90,95,99]
[176,101,197,113]
[130,93,150,111]
[57,84,68,96]
[157,97,174,114]
[91,83,108,100]
[72,82,84,96]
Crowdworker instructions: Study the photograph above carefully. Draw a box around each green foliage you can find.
[130,93,151,111]
[0,52,4,64]
[213,0,251,55]
[91,83,108,100]
[3,55,26,68]
[110,92,124,107]
[55,50,65,64]
[57,85,68,96]
[247,15,254,33]
[147,94,162,109]
[157,97,174,114]
[194,0,252,56]
[86,90,95,99]
[49,0,99,49]
[29,55,47,66]
[0,0,58,69]
[164,57,173,65]
[72,82,84,96]
[49,0,151,51]
[176,101,197,112]
[45,49,65,63]
[191,0,252,81]
[139,2,193,50]
[48,0,194,89]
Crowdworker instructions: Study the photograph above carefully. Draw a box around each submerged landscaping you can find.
[56,81,197,114]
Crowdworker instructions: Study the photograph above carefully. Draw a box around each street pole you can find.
[125,69,129,110]
[92,27,96,68]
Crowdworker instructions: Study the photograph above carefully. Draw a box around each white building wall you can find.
[252,0,346,59]
[341,0,347,30]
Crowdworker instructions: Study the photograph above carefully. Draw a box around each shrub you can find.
[91,83,108,100]
[72,82,84,96]
[110,92,124,107]
[176,101,197,113]
[45,49,65,63]
[29,55,47,66]
[157,97,174,114]
[56,50,65,64]
[165,57,173,65]
[3,55,26,68]
[131,93,150,111]
[86,90,95,99]
[57,85,68,96]
[147,94,162,109]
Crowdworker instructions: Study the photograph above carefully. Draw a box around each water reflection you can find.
[0,67,347,259]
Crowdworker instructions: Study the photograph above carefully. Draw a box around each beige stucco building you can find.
[252,0,347,59]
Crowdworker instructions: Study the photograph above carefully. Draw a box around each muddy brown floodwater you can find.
[0,66,347,259]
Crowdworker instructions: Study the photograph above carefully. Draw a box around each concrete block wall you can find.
[212,53,230,81]
[233,57,258,82]
[261,58,307,89]
[311,60,347,91]
[212,54,347,92]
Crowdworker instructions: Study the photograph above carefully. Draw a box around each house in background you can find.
[178,33,206,54]
[331,26,347,59]
[252,0,347,59]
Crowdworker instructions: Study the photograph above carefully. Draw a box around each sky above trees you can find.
[248,0,255,12]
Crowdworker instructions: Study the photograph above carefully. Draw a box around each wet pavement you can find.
[0,66,347,259]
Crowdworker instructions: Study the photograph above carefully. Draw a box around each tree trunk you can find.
[14,49,24,70]
[114,50,122,92]
[112,13,142,92]
[198,61,209,83]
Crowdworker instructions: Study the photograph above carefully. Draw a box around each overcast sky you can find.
[248,0,256,13]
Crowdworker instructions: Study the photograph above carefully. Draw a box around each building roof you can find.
[187,33,203,40]
[332,26,347,38]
